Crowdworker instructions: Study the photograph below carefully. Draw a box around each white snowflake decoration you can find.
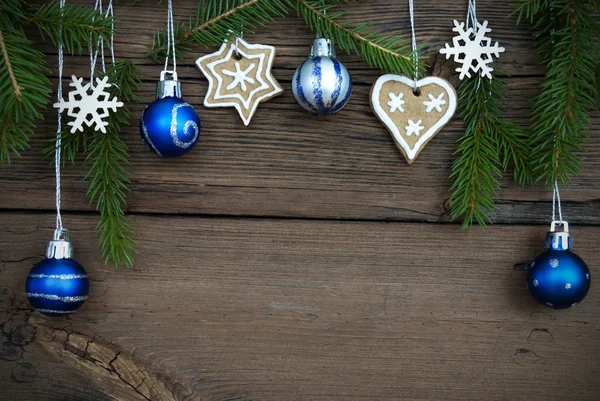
[439,20,505,80]
[54,75,123,133]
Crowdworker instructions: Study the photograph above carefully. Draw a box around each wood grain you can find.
[1,1,599,400]
[1,213,599,400]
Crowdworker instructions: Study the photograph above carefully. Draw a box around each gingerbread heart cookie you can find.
[371,75,457,164]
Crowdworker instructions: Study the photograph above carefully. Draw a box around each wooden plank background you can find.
[1,1,599,400]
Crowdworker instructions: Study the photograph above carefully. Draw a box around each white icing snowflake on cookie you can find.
[405,119,424,137]
[387,92,405,113]
[423,93,446,113]
[223,62,256,92]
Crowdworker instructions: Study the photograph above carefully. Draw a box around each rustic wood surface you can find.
[1,0,599,400]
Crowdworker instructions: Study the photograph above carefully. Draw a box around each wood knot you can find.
[442,198,452,214]
[10,324,36,346]
[12,363,36,383]
[512,348,543,365]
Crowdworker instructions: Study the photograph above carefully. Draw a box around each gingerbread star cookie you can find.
[371,75,457,164]
[196,37,283,126]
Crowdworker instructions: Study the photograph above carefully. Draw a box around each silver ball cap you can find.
[46,228,73,260]
[545,221,572,251]
[310,38,336,58]
[156,70,182,99]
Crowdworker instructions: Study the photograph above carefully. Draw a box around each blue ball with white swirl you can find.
[292,55,352,115]
[527,250,590,309]
[140,96,200,157]
[26,258,89,316]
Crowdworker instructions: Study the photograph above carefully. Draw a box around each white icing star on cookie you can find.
[405,119,424,137]
[423,93,446,113]
[387,92,405,113]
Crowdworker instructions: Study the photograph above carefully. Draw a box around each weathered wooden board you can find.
[1,0,599,224]
[1,213,599,400]
[1,0,599,400]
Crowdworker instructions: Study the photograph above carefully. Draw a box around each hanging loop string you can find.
[107,0,115,66]
[316,1,327,38]
[235,25,243,59]
[548,3,564,227]
[163,0,177,73]
[408,0,418,89]
[98,0,105,74]
[90,0,114,85]
[466,0,477,33]
[552,179,564,225]
[55,0,65,234]
[89,0,102,85]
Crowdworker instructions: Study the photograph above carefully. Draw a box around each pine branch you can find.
[0,0,115,164]
[0,24,50,164]
[512,0,600,185]
[450,72,531,228]
[0,29,23,101]
[295,0,421,76]
[27,2,115,55]
[41,125,87,166]
[83,60,141,268]
[488,73,532,186]
[85,129,136,268]
[494,116,531,185]
[511,0,550,25]
[150,0,292,62]
[450,77,502,228]
[0,0,28,27]
[149,0,420,76]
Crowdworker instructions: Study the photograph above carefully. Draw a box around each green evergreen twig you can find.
[28,2,115,55]
[84,60,141,268]
[0,25,49,164]
[450,72,531,228]
[150,0,421,77]
[150,0,292,62]
[512,0,600,185]
[0,0,114,164]
[41,125,85,165]
[295,0,421,76]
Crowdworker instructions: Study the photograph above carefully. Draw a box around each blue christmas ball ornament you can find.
[26,229,89,316]
[527,222,591,309]
[140,71,200,157]
[292,38,352,115]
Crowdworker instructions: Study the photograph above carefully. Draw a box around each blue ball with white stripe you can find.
[292,38,352,116]
[26,230,89,316]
